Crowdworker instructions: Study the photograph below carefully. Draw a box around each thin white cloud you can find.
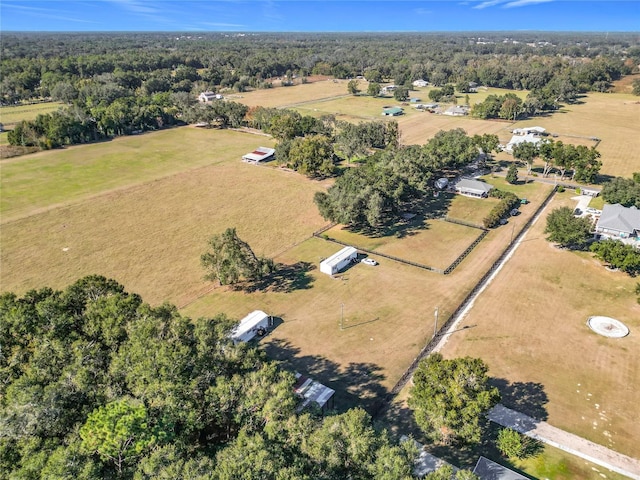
[2,2,100,23]
[414,8,432,15]
[503,0,554,7]
[472,0,507,9]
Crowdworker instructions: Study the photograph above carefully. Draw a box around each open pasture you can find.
[442,191,640,458]
[296,94,414,120]
[1,127,275,223]
[0,101,64,126]
[183,236,492,412]
[507,92,640,178]
[231,79,349,108]
[0,129,325,306]
[398,113,512,146]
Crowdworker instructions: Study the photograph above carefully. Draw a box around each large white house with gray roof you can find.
[454,178,494,198]
[595,204,640,239]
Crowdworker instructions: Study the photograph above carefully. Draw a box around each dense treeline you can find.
[0,276,423,479]
[2,32,637,104]
[601,174,640,207]
[315,129,497,229]
[3,32,637,151]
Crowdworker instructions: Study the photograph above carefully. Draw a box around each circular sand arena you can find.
[587,316,629,338]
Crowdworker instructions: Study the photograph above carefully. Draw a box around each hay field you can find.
[296,95,413,120]
[398,113,512,146]
[1,128,274,222]
[231,79,349,108]
[442,191,640,458]
[0,101,64,126]
[0,129,326,306]
[507,92,640,178]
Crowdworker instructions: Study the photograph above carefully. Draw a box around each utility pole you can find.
[433,307,439,338]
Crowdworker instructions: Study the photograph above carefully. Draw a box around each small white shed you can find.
[230,310,273,344]
[320,246,357,276]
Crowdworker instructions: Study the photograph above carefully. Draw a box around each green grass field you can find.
[0,101,64,126]
[1,127,276,222]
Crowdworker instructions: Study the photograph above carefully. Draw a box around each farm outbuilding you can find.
[382,107,403,116]
[320,246,358,275]
[294,373,335,413]
[473,456,528,480]
[454,178,494,198]
[230,310,273,344]
[595,204,640,239]
[242,147,276,163]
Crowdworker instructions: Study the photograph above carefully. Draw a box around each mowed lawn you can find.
[1,127,275,222]
[1,129,327,306]
[442,191,640,458]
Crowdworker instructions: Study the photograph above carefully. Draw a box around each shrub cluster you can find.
[483,189,520,228]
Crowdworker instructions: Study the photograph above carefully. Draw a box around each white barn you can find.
[320,246,357,275]
[505,134,542,153]
[230,310,273,344]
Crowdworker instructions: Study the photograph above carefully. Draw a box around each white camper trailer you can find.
[230,310,273,344]
[319,246,357,276]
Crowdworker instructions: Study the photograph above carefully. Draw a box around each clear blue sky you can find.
[1,1,639,32]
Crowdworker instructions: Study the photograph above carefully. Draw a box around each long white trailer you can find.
[230,310,273,344]
[319,246,357,276]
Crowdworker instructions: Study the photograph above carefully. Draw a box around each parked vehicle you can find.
[361,258,378,266]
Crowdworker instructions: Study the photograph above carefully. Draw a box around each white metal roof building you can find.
[505,134,542,153]
[512,126,546,135]
[242,147,276,163]
[294,373,335,413]
[454,178,494,198]
[320,246,358,275]
[473,456,528,480]
[230,310,272,344]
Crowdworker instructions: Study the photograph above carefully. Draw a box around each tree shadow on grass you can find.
[490,379,549,422]
[241,261,315,293]
[263,338,388,415]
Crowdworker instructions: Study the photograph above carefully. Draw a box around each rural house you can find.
[443,105,469,116]
[454,178,494,198]
[506,126,546,153]
[595,204,640,240]
[381,85,397,95]
[473,456,528,480]
[198,91,223,103]
[412,79,429,87]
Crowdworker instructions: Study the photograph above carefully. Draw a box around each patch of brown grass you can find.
[442,191,640,458]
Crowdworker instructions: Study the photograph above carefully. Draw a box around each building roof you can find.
[242,146,275,162]
[455,178,494,194]
[597,204,640,235]
[321,246,357,268]
[230,310,270,342]
[444,105,468,115]
[382,107,403,115]
[506,134,542,151]
[512,126,546,135]
[294,373,335,411]
[473,457,528,480]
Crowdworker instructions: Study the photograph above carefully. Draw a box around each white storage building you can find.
[242,147,276,163]
[230,310,273,344]
[320,246,358,276]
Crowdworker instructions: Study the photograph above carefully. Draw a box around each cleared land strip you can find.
[278,93,352,109]
[489,404,640,479]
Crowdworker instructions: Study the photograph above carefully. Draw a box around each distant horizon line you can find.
[3,29,638,34]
